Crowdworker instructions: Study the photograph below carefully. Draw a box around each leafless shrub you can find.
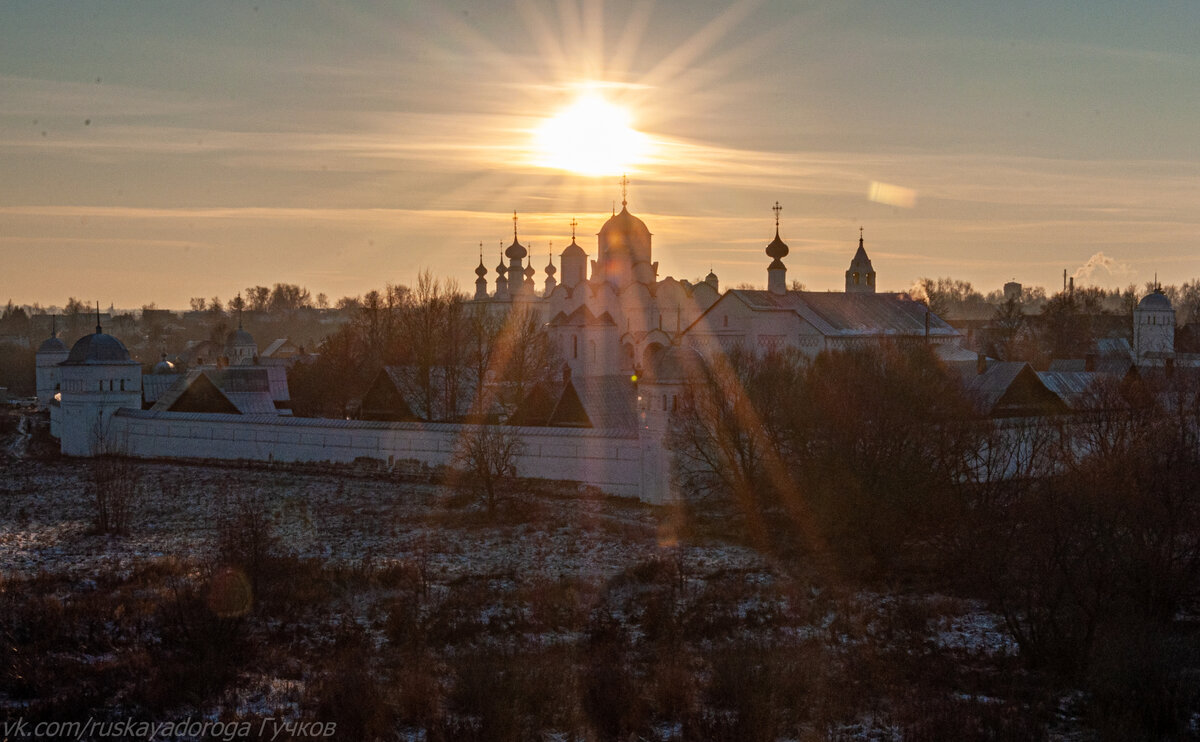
[451,424,525,514]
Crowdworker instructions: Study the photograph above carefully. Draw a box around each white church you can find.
[40,195,1173,501]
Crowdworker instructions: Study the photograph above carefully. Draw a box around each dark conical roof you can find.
[849,235,873,270]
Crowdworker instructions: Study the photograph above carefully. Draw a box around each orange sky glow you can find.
[1,1,1198,310]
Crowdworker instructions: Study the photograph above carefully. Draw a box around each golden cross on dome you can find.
[620,174,629,207]
[570,217,577,242]
[512,210,518,241]
[773,201,782,228]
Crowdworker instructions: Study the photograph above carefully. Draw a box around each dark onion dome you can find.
[38,335,68,354]
[765,228,789,261]
[1137,290,1172,310]
[496,257,508,276]
[523,263,535,279]
[475,259,488,277]
[154,354,176,374]
[705,270,718,284]
[505,238,527,260]
[62,330,133,365]
[545,258,557,276]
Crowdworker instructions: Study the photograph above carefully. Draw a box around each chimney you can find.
[1069,276,1074,295]
[977,352,987,375]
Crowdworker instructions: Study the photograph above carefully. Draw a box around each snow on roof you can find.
[718,290,960,338]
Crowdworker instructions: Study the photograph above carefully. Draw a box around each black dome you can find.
[63,332,132,364]
[37,335,68,354]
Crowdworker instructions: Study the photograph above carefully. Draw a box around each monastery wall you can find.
[109,409,665,501]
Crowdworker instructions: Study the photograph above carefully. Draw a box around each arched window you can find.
[853,272,860,284]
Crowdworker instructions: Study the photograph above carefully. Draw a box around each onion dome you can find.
[765,201,789,269]
[523,264,535,279]
[545,257,557,277]
[475,258,488,278]
[506,238,527,260]
[154,353,176,374]
[496,258,508,276]
[705,269,718,284]
[505,210,527,259]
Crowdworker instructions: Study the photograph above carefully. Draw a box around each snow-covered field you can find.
[0,458,767,582]
[0,449,1079,740]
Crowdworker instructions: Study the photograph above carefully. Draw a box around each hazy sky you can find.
[2,0,1198,309]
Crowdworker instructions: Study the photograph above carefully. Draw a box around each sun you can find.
[533,93,652,176]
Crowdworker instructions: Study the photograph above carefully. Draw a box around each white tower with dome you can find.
[55,313,142,456]
[35,317,69,407]
[1133,287,1175,363]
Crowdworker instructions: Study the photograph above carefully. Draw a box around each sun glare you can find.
[533,93,652,176]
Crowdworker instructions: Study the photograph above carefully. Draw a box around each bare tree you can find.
[452,424,526,514]
[89,425,140,534]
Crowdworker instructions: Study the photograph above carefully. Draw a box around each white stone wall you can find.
[108,410,668,502]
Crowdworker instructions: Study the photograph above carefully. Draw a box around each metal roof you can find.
[725,290,960,338]
[114,407,637,439]
[62,331,137,365]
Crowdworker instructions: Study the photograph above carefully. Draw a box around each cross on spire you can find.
[512,210,518,241]
[570,217,577,242]
[620,174,629,207]
[773,201,782,229]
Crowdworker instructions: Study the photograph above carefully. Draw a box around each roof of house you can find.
[698,290,960,339]
[952,361,1068,417]
[547,375,638,431]
[150,367,281,416]
[142,373,185,405]
[365,365,478,422]
[1036,371,1104,409]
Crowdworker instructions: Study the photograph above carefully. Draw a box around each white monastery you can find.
[38,194,1170,501]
